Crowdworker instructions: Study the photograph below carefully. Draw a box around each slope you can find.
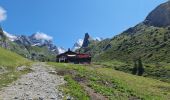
[79,1,170,63]
[78,1,170,82]
[0,47,30,68]
[0,47,31,89]
[48,62,170,100]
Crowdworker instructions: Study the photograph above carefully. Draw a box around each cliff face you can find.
[82,33,90,48]
[145,1,170,27]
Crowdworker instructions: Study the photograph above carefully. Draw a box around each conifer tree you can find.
[137,58,144,76]
[132,60,138,75]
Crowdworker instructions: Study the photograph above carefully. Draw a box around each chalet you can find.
[56,49,91,64]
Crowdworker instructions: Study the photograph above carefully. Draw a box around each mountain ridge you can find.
[0,29,66,61]
[144,1,170,27]
[79,1,170,63]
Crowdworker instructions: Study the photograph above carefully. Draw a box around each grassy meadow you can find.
[48,62,170,100]
[0,47,32,89]
[94,60,170,83]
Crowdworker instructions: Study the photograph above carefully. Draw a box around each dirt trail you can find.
[0,63,65,100]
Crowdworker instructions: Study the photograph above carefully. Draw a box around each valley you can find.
[0,0,170,100]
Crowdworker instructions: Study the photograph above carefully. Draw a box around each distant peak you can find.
[144,1,170,27]
[82,33,90,48]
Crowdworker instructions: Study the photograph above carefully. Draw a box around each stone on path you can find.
[0,63,65,100]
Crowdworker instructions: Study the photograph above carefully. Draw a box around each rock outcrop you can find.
[144,1,170,27]
[82,33,90,48]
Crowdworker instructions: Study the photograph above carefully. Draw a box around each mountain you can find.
[72,33,103,51]
[76,1,170,83]
[79,1,170,63]
[0,29,65,61]
[57,47,66,54]
[82,33,90,48]
[144,1,170,27]
[72,39,83,51]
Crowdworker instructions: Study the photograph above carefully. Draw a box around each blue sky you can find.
[0,0,168,48]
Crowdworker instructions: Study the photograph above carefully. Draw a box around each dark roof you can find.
[57,49,77,57]
[57,49,91,59]
[64,50,77,55]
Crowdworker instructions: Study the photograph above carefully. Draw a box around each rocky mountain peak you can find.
[72,33,103,51]
[82,33,90,48]
[144,1,170,27]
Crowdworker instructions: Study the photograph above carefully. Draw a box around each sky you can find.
[0,0,168,48]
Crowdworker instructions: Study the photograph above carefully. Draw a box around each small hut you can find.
[56,49,91,64]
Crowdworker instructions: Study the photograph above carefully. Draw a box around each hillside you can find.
[0,47,31,89]
[0,28,64,61]
[48,62,170,100]
[93,24,170,63]
[8,41,57,61]
[79,1,170,63]
[77,1,170,82]
[0,47,30,68]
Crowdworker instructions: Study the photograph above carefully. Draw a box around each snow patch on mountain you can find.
[93,37,103,41]
[72,36,103,51]
[3,31,17,41]
[29,32,53,47]
[72,39,83,51]
[3,31,66,54]
[57,47,66,54]
[77,39,84,46]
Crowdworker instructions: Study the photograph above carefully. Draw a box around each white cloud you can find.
[34,32,53,41]
[0,7,7,22]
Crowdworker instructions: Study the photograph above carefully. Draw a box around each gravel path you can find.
[0,63,65,100]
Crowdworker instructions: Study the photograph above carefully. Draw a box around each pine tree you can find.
[132,60,138,75]
[137,58,144,76]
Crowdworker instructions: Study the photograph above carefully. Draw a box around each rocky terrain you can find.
[0,63,65,100]
[145,1,170,27]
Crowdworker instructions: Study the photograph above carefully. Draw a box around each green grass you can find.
[48,63,90,100]
[48,62,170,100]
[94,60,170,83]
[62,75,89,100]
[79,23,170,64]
[0,67,32,89]
[0,47,32,89]
[0,47,31,69]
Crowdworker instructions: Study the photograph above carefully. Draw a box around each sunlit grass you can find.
[48,62,170,100]
[0,47,32,89]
